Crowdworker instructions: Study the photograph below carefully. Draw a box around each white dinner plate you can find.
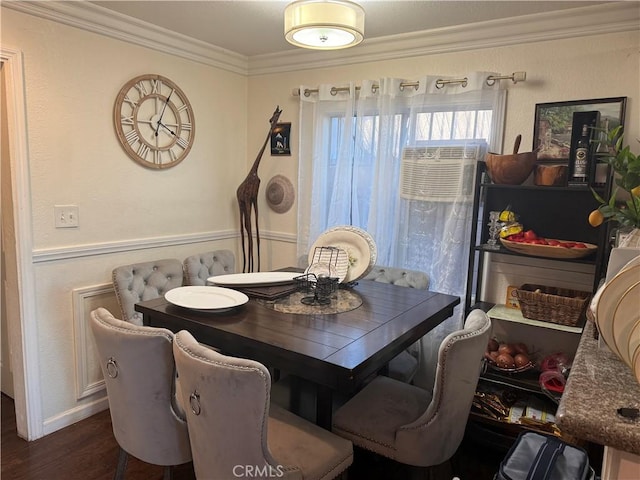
[596,265,640,357]
[611,281,640,366]
[207,271,300,287]
[309,226,377,283]
[621,254,640,273]
[589,281,606,321]
[626,318,640,370]
[634,347,640,385]
[165,286,249,311]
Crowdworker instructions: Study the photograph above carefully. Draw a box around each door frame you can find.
[1,46,43,440]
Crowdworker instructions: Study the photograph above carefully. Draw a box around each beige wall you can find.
[250,31,639,270]
[2,3,638,435]
[5,10,247,247]
[2,8,247,422]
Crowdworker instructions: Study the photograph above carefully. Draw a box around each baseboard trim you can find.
[42,396,109,437]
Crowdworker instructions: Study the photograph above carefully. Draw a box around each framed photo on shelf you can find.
[271,123,291,156]
[533,97,627,163]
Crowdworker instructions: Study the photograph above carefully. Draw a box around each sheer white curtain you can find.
[297,72,506,389]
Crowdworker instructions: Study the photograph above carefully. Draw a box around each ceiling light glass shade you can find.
[284,0,365,50]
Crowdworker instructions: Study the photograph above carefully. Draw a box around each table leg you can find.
[316,385,333,429]
[288,375,301,415]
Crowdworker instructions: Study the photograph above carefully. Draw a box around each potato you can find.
[496,353,515,368]
[498,343,515,356]
[514,353,530,368]
[513,342,529,355]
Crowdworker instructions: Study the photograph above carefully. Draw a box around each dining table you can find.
[136,274,460,429]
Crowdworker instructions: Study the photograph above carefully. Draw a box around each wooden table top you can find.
[136,280,459,394]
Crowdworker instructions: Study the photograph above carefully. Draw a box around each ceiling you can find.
[91,1,610,57]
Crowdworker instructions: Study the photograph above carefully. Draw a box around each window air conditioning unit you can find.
[399,142,487,202]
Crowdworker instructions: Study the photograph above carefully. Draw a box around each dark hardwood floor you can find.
[1,393,504,480]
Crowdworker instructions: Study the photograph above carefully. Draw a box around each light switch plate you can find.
[54,205,79,228]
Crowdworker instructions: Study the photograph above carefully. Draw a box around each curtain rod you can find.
[292,72,526,97]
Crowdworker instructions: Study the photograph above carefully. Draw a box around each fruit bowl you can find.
[500,238,597,259]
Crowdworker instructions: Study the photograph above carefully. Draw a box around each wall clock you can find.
[114,74,195,169]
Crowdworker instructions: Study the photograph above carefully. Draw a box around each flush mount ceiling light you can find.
[284,0,365,50]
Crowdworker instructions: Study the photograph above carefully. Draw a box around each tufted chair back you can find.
[89,307,191,479]
[333,309,492,468]
[112,258,183,326]
[183,250,235,286]
[363,266,430,290]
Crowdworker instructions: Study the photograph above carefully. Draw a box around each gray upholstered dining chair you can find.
[362,265,430,383]
[173,329,353,480]
[89,307,191,480]
[332,309,491,470]
[183,249,235,286]
[112,258,184,325]
[362,265,430,290]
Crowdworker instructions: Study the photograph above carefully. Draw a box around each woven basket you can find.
[515,284,591,327]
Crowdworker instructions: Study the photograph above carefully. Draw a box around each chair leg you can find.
[163,466,173,480]
[114,447,128,480]
[406,459,454,480]
[288,375,301,415]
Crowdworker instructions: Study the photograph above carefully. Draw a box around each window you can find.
[324,106,493,227]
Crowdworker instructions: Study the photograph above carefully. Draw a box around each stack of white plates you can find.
[595,257,640,383]
[308,226,377,283]
[208,271,299,287]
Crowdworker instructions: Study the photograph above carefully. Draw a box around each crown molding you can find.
[5,1,638,77]
[249,2,639,75]
[4,1,249,75]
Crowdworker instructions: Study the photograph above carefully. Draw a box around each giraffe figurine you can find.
[236,106,283,273]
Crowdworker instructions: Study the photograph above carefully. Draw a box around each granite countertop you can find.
[556,321,640,455]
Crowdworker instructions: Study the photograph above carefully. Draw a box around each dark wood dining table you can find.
[136,278,460,428]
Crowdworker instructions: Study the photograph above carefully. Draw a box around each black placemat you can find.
[235,284,298,300]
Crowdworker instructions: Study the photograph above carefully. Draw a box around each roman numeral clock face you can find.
[114,74,195,169]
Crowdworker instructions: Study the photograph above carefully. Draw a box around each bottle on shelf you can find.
[569,124,591,185]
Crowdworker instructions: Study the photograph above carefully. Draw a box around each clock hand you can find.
[157,121,176,136]
[154,90,174,137]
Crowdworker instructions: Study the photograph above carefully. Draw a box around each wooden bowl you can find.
[486,151,537,185]
[485,135,537,185]
[534,164,568,186]
[500,238,598,259]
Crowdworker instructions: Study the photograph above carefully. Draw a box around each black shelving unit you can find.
[464,161,613,439]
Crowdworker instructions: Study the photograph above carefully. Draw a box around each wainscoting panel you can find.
[72,283,120,400]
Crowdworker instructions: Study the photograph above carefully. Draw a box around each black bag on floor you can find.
[495,431,594,480]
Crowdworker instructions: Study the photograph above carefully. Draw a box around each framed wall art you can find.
[271,122,291,156]
[533,97,627,163]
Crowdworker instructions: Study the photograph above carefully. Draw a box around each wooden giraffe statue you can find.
[236,106,282,272]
